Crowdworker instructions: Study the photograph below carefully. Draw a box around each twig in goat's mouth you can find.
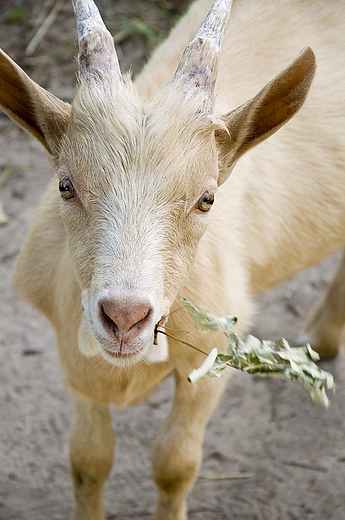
[155,327,208,356]
[154,304,208,355]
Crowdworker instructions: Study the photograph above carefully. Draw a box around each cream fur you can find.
[0,0,344,519]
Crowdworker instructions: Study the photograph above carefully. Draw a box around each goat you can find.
[0,0,344,518]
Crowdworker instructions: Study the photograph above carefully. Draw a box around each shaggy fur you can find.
[0,0,344,518]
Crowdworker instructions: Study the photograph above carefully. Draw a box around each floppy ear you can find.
[216,46,316,185]
[0,49,71,165]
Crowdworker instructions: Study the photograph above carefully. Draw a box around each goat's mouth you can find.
[99,344,148,367]
[101,343,144,360]
[153,315,168,345]
[105,314,167,366]
[95,314,169,367]
[79,292,170,366]
[98,333,150,360]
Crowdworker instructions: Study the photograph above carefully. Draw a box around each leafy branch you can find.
[182,298,335,408]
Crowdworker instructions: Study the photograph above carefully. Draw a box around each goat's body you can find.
[3,0,345,518]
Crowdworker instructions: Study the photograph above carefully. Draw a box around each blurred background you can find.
[0,0,191,100]
[0,1,344,519]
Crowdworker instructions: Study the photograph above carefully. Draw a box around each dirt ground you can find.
[0,1,345,519]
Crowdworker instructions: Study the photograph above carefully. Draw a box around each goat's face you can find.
[58,77,219,365]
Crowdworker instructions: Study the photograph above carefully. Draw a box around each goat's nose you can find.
[99,299,153,338]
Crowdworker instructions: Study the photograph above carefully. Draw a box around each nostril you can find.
[99,299,153,337]
[100,304,118,334]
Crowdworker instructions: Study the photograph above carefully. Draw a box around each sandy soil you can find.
[0,2,345,519]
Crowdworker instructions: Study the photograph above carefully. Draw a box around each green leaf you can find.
[183,299,335,407]
[181,298,237,333]
[188,348,220,383]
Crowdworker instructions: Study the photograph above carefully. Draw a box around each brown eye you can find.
[59,177,75,199]
[197,190,215,212]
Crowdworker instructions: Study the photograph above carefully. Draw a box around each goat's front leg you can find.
[150,369,229,520]
[302,248,345,358]
[69,390,115,520]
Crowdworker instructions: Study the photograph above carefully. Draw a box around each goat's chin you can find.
[78,315,169,367]
[99,345,148,367]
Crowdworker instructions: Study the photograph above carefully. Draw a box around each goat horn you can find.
[174,0,233,113]
[72,0,121,78]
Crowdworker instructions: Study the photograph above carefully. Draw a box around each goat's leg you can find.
[150,370,229,520]
[69,390,115,520]
[302,248,345,358]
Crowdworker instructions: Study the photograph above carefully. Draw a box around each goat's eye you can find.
[197,191,215,212]
[59,177,75,199]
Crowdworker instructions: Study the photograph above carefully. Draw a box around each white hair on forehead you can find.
[66,73,221,202]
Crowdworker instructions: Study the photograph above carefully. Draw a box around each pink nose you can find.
[99,298,153,339]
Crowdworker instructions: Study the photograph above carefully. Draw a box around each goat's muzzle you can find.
[98,297,154,356]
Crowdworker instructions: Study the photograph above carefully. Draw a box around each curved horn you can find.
[174,0,233,113]
[72,0,121,78]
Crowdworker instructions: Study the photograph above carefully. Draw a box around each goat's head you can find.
[0,0,316,366]
[61,76,222,364]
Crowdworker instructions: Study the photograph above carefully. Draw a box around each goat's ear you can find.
[216,46,316,185]
[0,49,71,165]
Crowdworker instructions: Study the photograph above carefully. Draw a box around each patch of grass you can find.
[3,7,27,23]
[118,16,166,50]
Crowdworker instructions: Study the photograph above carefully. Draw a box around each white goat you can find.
[0,0,344,518]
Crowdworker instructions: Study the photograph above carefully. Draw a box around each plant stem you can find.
[157,330,208,356]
